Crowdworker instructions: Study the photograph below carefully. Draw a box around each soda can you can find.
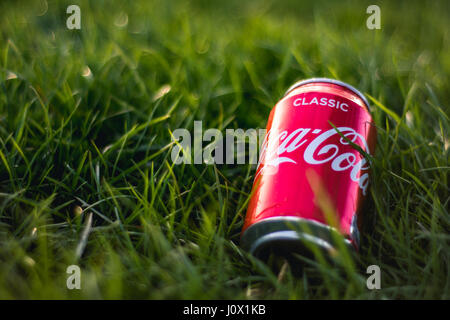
[241,78,377,261]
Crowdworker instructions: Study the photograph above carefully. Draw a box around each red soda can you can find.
[241,78,376,260]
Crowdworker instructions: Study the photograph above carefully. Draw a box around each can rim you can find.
[241,216,356,260]
[284,78,371,112]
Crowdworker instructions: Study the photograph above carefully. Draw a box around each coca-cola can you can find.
[241,78,377,261]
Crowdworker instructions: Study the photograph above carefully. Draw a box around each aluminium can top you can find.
[284,78,371,112]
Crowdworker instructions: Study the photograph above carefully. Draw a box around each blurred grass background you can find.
[0,0,448,299]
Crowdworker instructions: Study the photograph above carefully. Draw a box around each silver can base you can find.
[241,217,355,266]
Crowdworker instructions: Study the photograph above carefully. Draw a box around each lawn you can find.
[0,0,448,299]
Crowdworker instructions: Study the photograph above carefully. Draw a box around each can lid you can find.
[284,78,371,112]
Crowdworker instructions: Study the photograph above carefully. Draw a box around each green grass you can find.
[0,0,449,299]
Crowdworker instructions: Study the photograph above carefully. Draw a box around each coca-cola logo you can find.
[257,127,371,195]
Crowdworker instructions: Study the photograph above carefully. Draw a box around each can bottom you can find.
[241,217,355,270]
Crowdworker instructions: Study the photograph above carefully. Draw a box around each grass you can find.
[0,0,448,299]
